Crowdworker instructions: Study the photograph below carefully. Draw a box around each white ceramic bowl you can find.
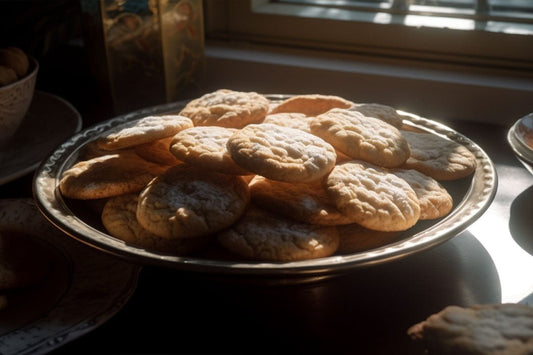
[0,57,39,146]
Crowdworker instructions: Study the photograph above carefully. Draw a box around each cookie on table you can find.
[269,94,354,116]
[392,168,453,220]
[134,137,183,166]
[59,150,168,199]
[102,194,210,254]
[407,303,533,355]
[249,175,355,226]
[310,108,410,168]
[217,206,340,262]
[97,115,193,150]
[350,102,403,128]
[227,123,337,183]
[324,160,420,232]
[136,164,250,239]
[336,223,403,254]
[262,112,313,132]
[0,230,53,291]
[170,126,250,175]
[179,89,270,128]
[400,130,477,180]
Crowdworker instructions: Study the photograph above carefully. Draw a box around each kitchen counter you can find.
[1,119,532,354]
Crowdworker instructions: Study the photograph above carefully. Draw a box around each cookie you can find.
[97,114,193,150]
[169,126,250,175]
[392,168,453,220]
[408,303,533,355]
[179,89,270,128]
[217,206,340,262]
[310,108,410,168]
[248,175,355,226]
[59,150,169,199]
[102,194,210,254]
[269,94,354,116]
[336,223,403,254]
[401,130,477,180]
[324,160,420,231]
[262,112,313,132]
[350,102,403,128]
[0,230,52,290]
[136,164,250,239]
[227,123,337,183]
[134,137,183,166]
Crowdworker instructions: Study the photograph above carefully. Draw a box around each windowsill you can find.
[204,39,533,126]
[251,1,533,35]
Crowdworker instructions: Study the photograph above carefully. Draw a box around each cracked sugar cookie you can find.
[401,130,477,181]
[102,194,210,254]
[324,160,420,232]
[269,94,354,116]
[408,303,533,355]
[136,164,250,239]
[170,126,250,175]
[227,123,337,183]
[179,89,270,128]
[59,150,169,200]
[97,115,193,150]
[391,168,453,220]
[262,112,313,132]
[310,108,410,168]
[134,137,183,166]
[248,175,355,226]
[217,206,340,262]
[349,102,403,128]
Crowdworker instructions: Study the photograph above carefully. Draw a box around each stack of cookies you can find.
[59,89,477,262]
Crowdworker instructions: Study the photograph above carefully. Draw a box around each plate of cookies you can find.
[33,90,497,279]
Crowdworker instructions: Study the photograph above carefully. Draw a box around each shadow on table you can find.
[57,230,501,355]
[509,184,533,256]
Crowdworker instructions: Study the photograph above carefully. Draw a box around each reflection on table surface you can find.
[49,230,501,354]
[0,120,531,354]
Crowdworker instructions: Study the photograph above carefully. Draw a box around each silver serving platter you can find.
[33,96,497,280]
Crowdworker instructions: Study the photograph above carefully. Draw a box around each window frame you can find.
[204,0,533,72]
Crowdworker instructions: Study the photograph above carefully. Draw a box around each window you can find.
[204,0,533,72]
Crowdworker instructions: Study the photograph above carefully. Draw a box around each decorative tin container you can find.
[80,0,205,114]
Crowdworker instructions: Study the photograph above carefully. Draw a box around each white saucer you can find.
[0,91,82,185]
[0,198,141,354]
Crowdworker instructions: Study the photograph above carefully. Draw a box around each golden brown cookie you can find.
[227,123,337,183]
[97,115,193,150]
[59,150,168,199]
[179,89,270,128]
[400,130,477,180]
[408,303,533,355]
[269,94,354,116]
[0,47,29,78]
[170,126,250,175]
[262,112,313,132]
[136,164,250,239]
[336,223,403,254]
[217,206,340,262]
[134,137,183,166]
[310,108,410,168]
[0,65,17,86]
[350,102,403,128]
[248,175,355,226]
[324,160,420,232]
[102,194,210,254]
[392,168,453,220]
